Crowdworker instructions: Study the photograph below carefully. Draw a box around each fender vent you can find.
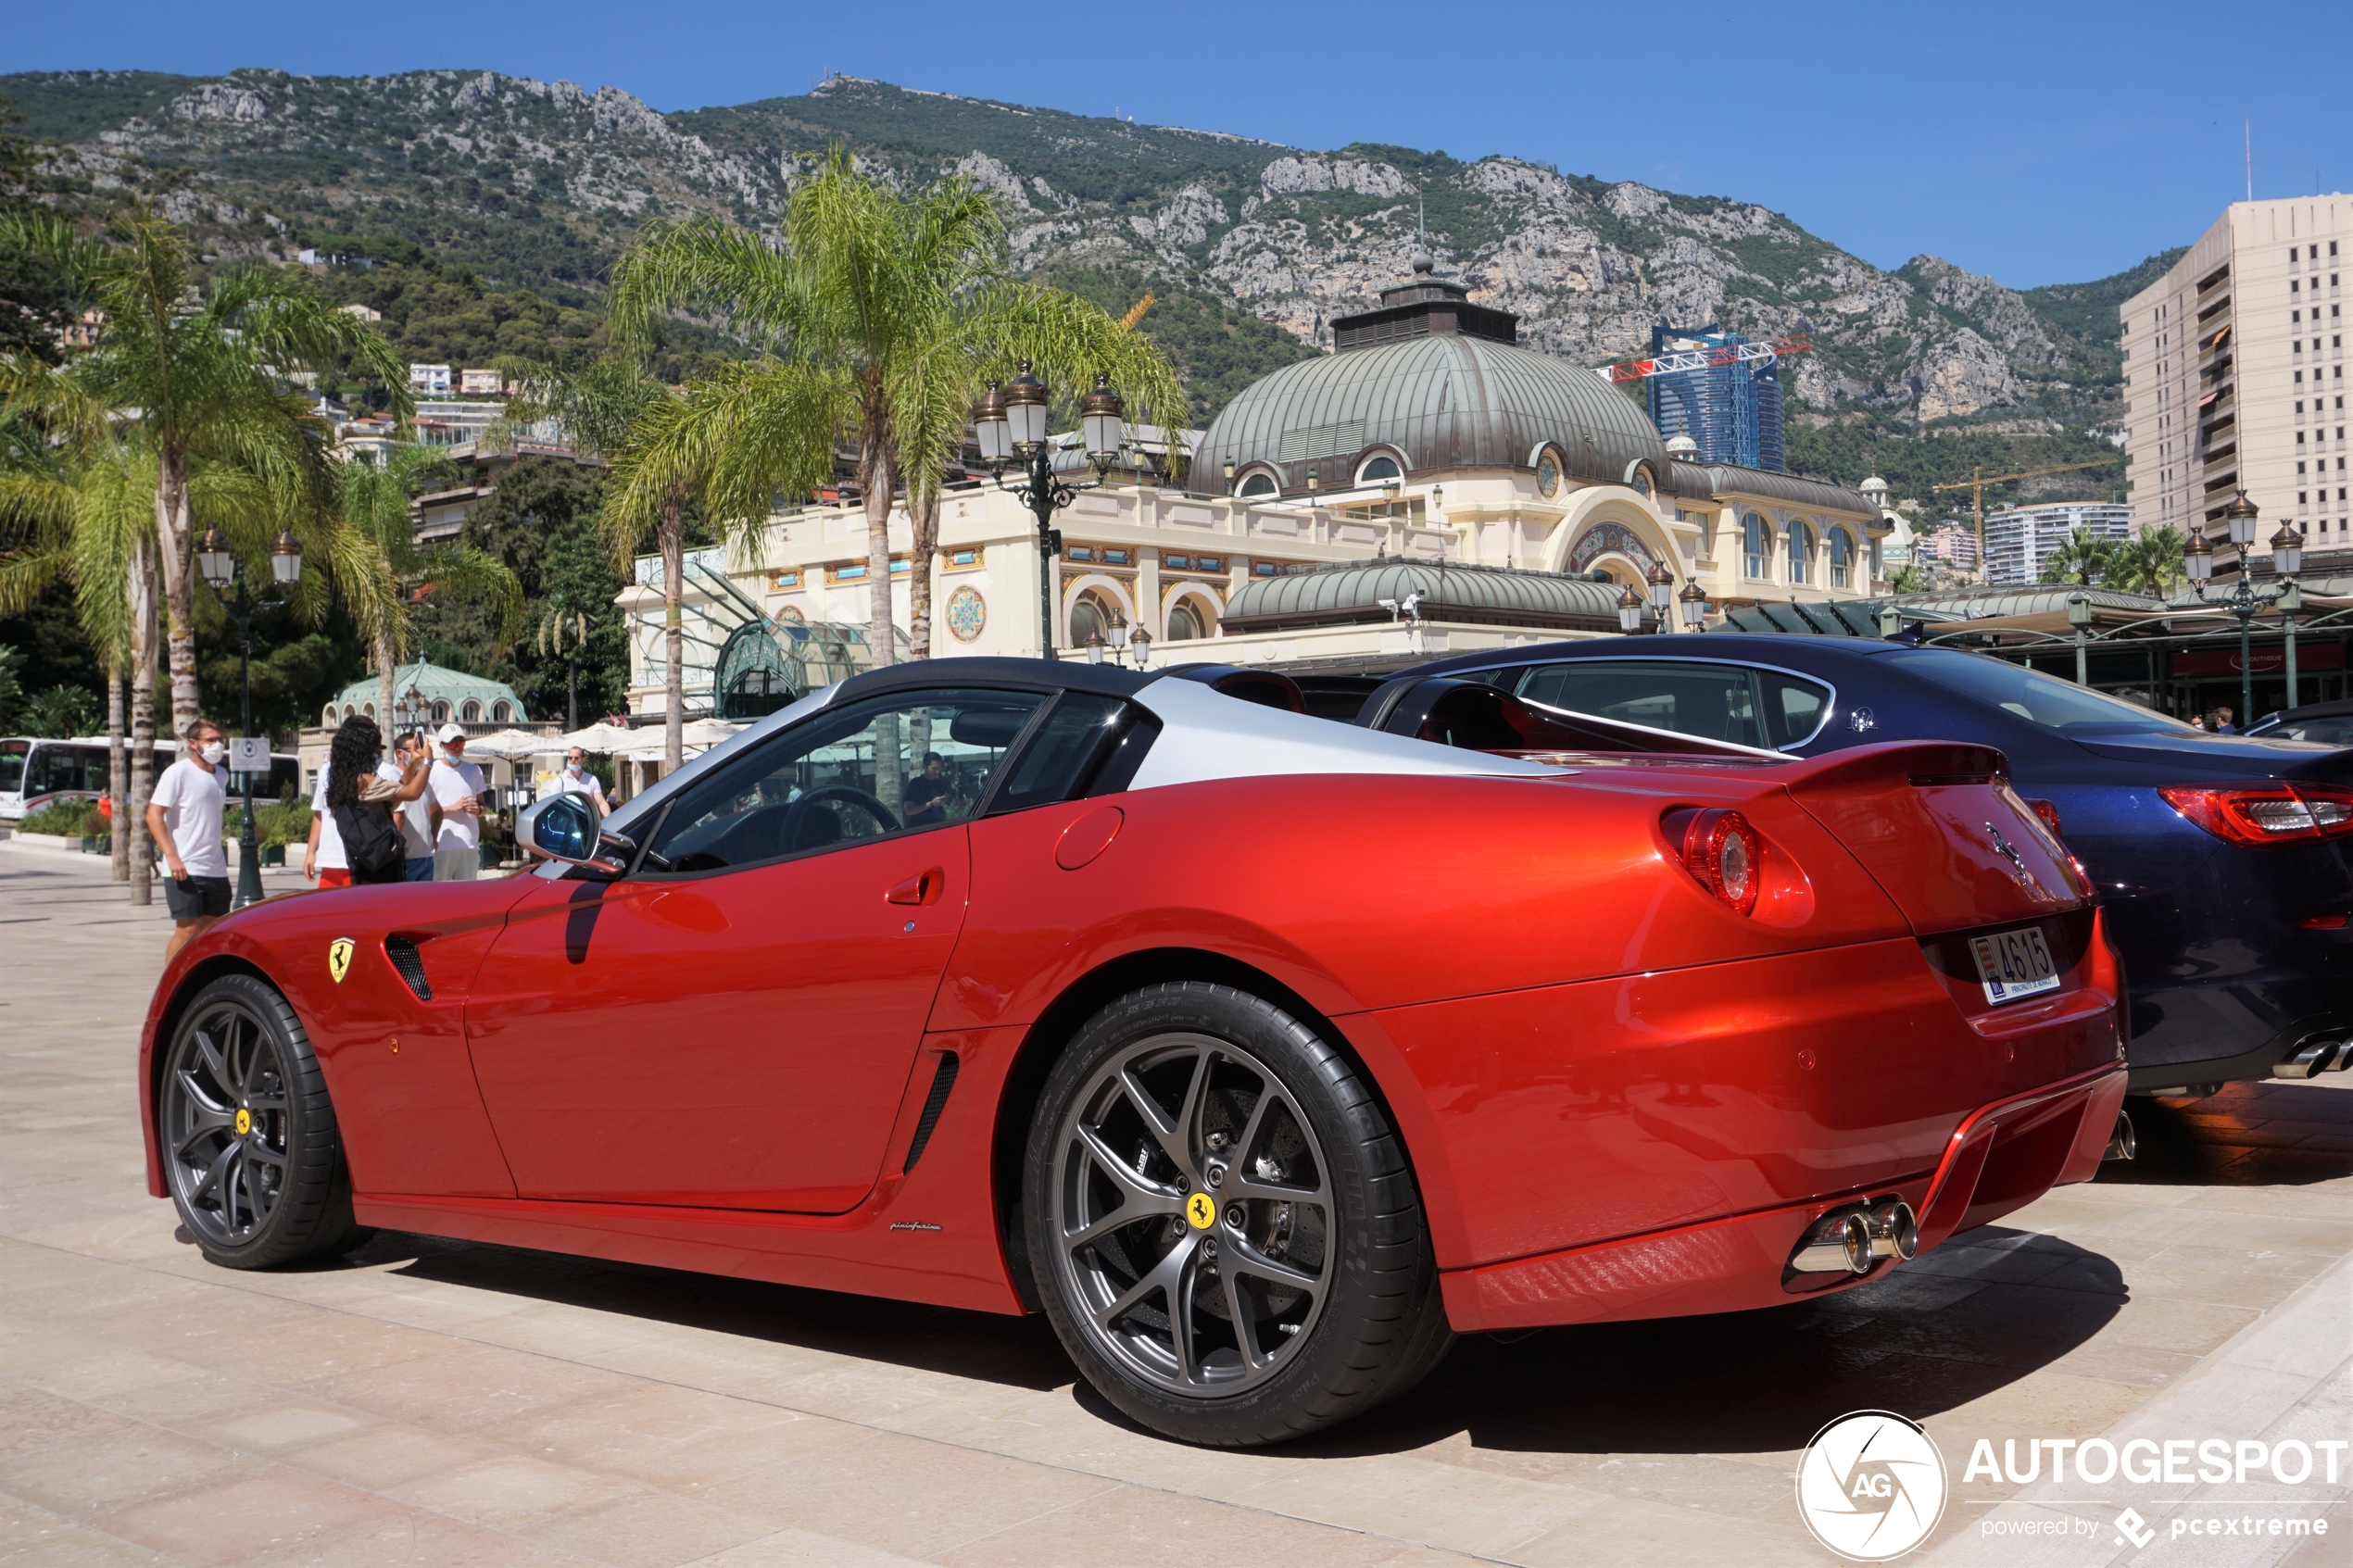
[902,1052,960,1173]
[384,935,433,1000]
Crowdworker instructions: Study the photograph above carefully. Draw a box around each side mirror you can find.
[519,793,633,875]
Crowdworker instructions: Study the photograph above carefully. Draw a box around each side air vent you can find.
[901,1053,960,1173]
[384,935,433,1000]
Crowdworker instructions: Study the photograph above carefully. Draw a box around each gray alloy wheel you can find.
[159,974,371,1268]
[1048,1031,1336,1399]
[1025,982,1449,1446]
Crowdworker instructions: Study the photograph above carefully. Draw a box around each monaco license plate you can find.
[1970,926,2061,1006]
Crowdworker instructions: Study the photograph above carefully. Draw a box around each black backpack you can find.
[333,799,407,883]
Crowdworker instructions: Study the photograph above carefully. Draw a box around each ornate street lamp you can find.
[197,523,300,909]
[1130,627,1153,668]
[2191,492,2306,720]
[1616,585,1644,634]
[1645,559,1675,627]
[1085,631,1105,666]
[1678,579,1710,630]
[976,362,1124,659]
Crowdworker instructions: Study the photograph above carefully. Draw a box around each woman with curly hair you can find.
[306,716,428,886]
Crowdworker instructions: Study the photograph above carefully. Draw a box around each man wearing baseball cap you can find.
[427,721,487,881]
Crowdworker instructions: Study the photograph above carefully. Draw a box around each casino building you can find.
[623,254,1891,719]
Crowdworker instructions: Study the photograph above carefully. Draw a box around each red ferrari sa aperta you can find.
[141,657,2129,1446]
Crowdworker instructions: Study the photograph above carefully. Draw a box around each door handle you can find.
[886,869,943,907]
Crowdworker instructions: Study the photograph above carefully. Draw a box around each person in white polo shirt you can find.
[427,722,488,881]
[551,747,609,819]
[148,719,229,959]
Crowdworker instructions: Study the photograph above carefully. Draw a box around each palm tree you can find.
[1,441,164,900]
[335,444,522,723]
[2039,528,2120,587]
[538,608,592,730]
[1886,563,1931,595]
[0,206,410,735]
[2108,526,2186,599]
[604,149,1187,668]
[499,358,693,768]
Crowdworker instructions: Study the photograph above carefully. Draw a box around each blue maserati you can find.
[1404,633,2353,1095]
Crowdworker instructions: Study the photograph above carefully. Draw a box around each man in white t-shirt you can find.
[551,748,609,819]
[428,722,487,881]
[148,720,229,958]
[391,731,440,880]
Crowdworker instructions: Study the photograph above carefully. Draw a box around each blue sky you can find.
[6,0,2347,289]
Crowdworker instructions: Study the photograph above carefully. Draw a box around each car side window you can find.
[1514,660,1768,748]
[643,688,1045,874]
[1509,660,1831,751]
[988,694,1131,814]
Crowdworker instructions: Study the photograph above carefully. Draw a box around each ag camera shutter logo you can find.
[1795,1410,1948,1561]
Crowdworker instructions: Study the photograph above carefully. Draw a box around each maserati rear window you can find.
[1888,649,2195,735]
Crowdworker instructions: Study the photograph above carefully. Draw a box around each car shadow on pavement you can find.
[1219,1225,2128,1460]
[2096,1081,2353,1188]
[355,1231,1079,1392]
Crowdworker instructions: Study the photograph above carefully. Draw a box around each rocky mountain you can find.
[3,68,2167,501]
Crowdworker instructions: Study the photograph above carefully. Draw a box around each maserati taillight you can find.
[1675,808,1760,915]
[2025,797,2064,839]
[2158,784,2353,846]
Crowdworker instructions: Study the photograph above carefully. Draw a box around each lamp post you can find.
[1616,585,1645,634]
[2067,593,2094,685]
[1645,560,1676,633]
[197,524,302,909]
[1679,579,1710,631]
[975,365,1125,659]
[2184,491,2304,721]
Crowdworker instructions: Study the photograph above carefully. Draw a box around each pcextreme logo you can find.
[1795,1410,1949,1562]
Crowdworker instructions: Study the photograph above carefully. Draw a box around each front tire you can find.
[1023,982,1449,1446]
[158,973,371,1268]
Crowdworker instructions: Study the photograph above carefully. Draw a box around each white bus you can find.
[0,736,300,822]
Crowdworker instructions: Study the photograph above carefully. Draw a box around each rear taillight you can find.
[2025,797,2064,839]
[1675,808,1760,915]
[2159,784,2353,846]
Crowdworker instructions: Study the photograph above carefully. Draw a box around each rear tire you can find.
[1023,982,1450,1446]
[158,973,372,1268]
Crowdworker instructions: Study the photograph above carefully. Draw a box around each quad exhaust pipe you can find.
[1790,1198,1919,1276]
[2275,1036,2353,1079]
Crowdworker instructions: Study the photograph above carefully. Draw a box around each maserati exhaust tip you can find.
[1791,1210,1874,1276]
[1867,1198,1919,1261]
[2103,1111,2137,1162]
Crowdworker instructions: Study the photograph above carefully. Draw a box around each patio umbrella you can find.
[459,728,558,760]
[555,721,640,754]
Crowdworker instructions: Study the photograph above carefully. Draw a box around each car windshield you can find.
[1885,649,2197,736]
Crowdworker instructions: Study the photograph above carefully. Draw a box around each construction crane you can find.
[1593,336,1810,383]
[1118,293,1156,330]
[1932,458,2120,545]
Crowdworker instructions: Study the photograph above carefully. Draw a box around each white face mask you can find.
[200,742,228,766]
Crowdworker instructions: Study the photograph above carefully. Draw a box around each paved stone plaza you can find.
[1,843,2347,1567]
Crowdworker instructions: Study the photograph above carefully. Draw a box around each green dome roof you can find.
[323,662,526,727]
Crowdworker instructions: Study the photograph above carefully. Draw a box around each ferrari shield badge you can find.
[327,937,355,985]
[1187,1192,1217,1230]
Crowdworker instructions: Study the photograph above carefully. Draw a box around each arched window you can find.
[323,704,339,727]
[341,704,356,721]
[1238,470,1277,498]
[1787,521,1813,585]
[1829,529,1853,589]
[460,700,481,722]
[491,700,511,721]
[361,701,376,719]
[1068,590,1119,647]
[1743,514,1770,580]
[1355,454,1401,485]
[1166,595,1217,641]
[433,700,450,722]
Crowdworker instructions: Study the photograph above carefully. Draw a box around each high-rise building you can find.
[1913,521,1982,579]
[1645,325,1786,472]
[2120,196,2349,574]
[1982,502,2135,585]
